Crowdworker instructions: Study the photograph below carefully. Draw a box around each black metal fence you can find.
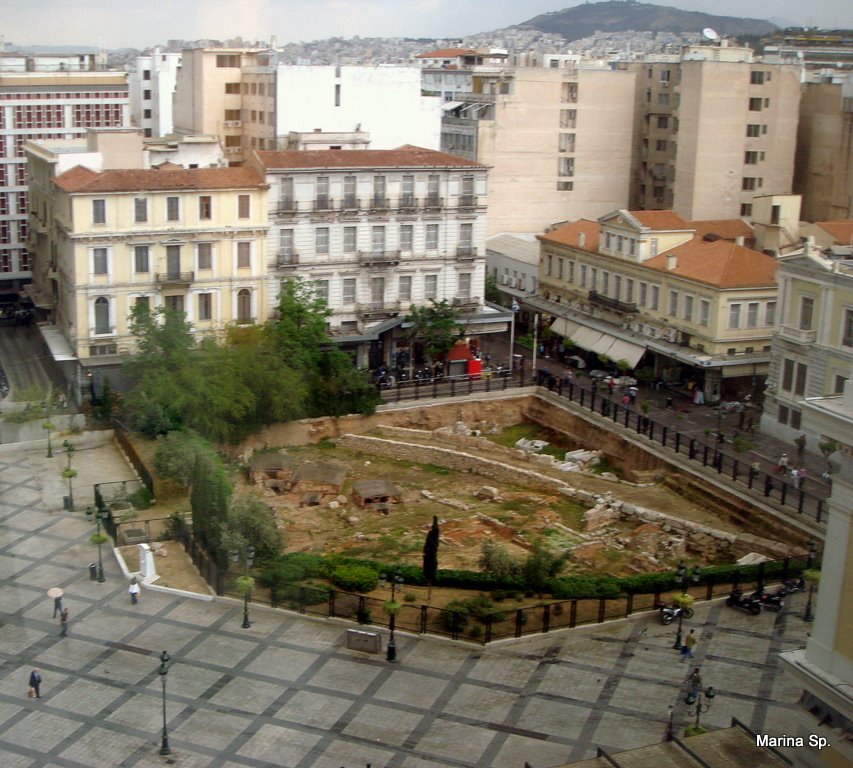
[377,376,829,525]
[112,419,154,495]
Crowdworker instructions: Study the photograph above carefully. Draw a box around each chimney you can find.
[735,236,745,246]
[666,254,677,270]
[578,232,585,247]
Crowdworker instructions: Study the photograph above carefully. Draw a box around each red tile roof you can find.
[415,48,479,59]
[255,145,485,170]
[689,219,754,241]
[54,165,266,193]
[645,239,777,288]
[537,220,600,252]
[628,210,691,230]
[815,220,853,245]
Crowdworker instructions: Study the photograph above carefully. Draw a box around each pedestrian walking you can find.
[129,578,141,605]
[681,630,698,661]
[797,467,807,490]
[777,452,789,474]
[52,595,63,618]
[746,415,755,434]
[795,434,807,459]
[59,607,69,637]
[790,466,799,488]
[28,668,42,699]
[687,668,703,696]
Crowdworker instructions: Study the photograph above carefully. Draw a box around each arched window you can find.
[237,289,252,323]
[94,296,110,334]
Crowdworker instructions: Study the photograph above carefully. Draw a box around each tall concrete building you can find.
[128,48,182,138]
[441,61,636,236]
[0,53,129,297]
[631,43,802,221]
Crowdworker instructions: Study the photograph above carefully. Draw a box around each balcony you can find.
[277,200,297,216]
[423,195,444,210]
[358,250,401,266]
[224,147,241,155]
[456,246,478,260]
[778,325,817,344]
[340,196,360,212]
[276,251,299,267]
[369,196,390,211]
[235,316,255,325]
[156,271,194,286]
[457,195,478,210]
[313,197,334,212]
[588,290,637,314]
[223,120,242,128]
[398,195,417,213]
[357,300,401,316]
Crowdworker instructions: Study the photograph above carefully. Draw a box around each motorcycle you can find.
[782,576,805,594]
[726,589,763,615]
[656,601,695,625]
[751,586,785,612]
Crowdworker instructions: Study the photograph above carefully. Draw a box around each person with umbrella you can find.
[48,587,63,618]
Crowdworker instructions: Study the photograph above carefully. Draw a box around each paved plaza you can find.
[0,440,813,768]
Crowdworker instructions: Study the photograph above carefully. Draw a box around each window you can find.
[94,296,110,334]
[238,194,250,219]
[316,227,329,254]
[399,275,412,302]
[650,238,658,257]
[142,70,151,80]
[799,296,814,330]
[742,177,757,191]
[198,293,212,321]
[656,116,669,129]
[740,203,753,216]
[143,109,152,119]
[224,135,241,148]
[370,276,385,303]
[459,223,473,254]
[777,404,790,425]
[371,226,386,256]
[580,264,588,289]
[750,70,765,85]
[92,199,106,225]
[225,82,241,94]
[746,124,761,138]
[650,285,660,311]
[656,139,667,151]
[568,261,575,283]
[343,176,357,207]
[781,358,794,391]
[602,271,610,295]
[314,280,329,304]
[668,290,678,317]
[749,97,763,111]
[400,224,413,252]
[134,198,147,223]
[197,242,212,270]
[766,301,776,326]
[424,274,438,300]
[237,242,251,269]
[699,299,710,326]
[558,157,574,176]
[315,176,330,209]
[199,195,212,219]
[560,109,577,129]
[747,302,759,328]
[216,54,240,67]
[833,375,848,394]
[683,295,693,322]
[791,410,802,430]
[558,133,575,152]
[614,275,622,299]
[458,273,471,299]
[794,363,807,396]
[93,247,108,275]
[134,245,149,273]
[166,196,179,221]
[342,278,356,304]
[427,174,440,206]
[334,83,341,106]
[557,258,564,280]
[639,282,647,307]
[658,93,670,106]
[625,278,634,303]
[237,289,252,323]
[590,268,598,290]
[401,175,415,206]
[426,224,439,250]
[373,175,386,207]
[728,303,741,328]
[843,310,853,346]
[135,296,150,315]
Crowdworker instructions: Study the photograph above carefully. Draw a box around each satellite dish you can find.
[702,27,719,41]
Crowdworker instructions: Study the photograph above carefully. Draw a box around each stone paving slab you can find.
[0,440,812,767]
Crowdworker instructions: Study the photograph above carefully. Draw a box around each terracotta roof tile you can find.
[53,165,265,193]
[628,210,691,230]
[537,220,600,252]
[815,220,853,245]
[689,219,754,241]
[415,48,479,59]
[255,145,485,170]
[645,239,777,288]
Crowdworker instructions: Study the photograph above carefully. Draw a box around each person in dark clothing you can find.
[52,595,62,618]
[29,668,42,699]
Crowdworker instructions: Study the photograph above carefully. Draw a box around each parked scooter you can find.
[726,589,763,615]
[782,576,805,594]
[656,601,695,625]
[750,586,785,612]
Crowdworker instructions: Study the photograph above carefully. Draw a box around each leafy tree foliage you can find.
[308,349,379,417]
[522,543,567,597]
[479,540,521,581]
[189,448,232,558]
[153,431,209,488]
[218,491,283,562]
[405,299,463,361]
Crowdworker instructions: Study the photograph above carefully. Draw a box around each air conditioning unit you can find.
[665,328,678,342]
[661,81,670,88]
[500,274,509,285]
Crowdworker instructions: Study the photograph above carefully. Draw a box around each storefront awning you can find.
[601,336,646,368]
[441,101,464,111]
[39,326,76,361]
[572,326,605,350]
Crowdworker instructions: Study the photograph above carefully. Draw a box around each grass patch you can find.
[421,463,451,476]
[589,456,624,479]
[488,422,574,459]
[501,499,527,512]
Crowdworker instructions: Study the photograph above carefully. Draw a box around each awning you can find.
[441,101,463,111]
[601,336,646,368]
[39,326,77,361]
[573,326,605,350]
[550,317,578,338]
[22,283,53,310]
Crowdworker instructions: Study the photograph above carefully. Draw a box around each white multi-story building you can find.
[128,48,182,137]
[0,53,129,296]
[249,146,503,367]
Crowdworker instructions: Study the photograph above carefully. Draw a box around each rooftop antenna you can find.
[702,27,719,43]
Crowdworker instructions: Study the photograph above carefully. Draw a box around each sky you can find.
[3,0,852,49]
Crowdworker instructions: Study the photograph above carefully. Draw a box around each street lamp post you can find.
[685,685,716,728]
[85,505,108,583]
[231,544,256,629]
[672,563,700,650]
[803,539,818,623]
[381,569,404,663]
[42,400,54,459]
[158,650,171,755]
[62,440,76,512]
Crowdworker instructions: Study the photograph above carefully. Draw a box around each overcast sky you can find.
[4,0,852,49]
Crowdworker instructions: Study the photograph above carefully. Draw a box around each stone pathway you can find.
[0,442,810,767]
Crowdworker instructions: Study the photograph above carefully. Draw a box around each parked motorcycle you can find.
[782,576,805,594]
[751,586,785,612]
[656,601,695,625]
[726,589,763,615]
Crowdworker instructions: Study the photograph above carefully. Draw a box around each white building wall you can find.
[129,50,182,137]
[274,66,442,150]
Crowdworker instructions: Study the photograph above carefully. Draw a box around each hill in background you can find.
[520,1,777,42]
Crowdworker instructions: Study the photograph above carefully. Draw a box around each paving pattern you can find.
[0,443,812,768]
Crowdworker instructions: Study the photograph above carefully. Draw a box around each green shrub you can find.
[403,592,417,603]
[440,599,470,632]
[356,608,372,625]
[547,575,621,599]
[468,624,483,640]
[128,486,153,510]
[331,564,379,593]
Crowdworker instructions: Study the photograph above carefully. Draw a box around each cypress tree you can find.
[423,515,440,600]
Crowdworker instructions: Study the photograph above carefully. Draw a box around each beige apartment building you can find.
[26,145,268,399]
[631,44,802,221]
[534,210,777,403]
[441,63,636,236]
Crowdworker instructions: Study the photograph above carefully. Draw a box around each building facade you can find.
[128,48,182,137]
[535,210,777,402]
[630,43,802,221]
[26,152,268,398]
[0,53,129,296]
[249,146,499,367]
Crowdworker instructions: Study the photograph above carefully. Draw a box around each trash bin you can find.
[88,563,98,581]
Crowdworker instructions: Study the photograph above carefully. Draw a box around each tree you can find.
[405,300,463,363]
[189,449,232,558]
[479,540,521,581]
[308,349,379,417]
[522,543,567,597]
[266,278,330,372]
[154,431,208,488]
[220,491,283,562]
[484,273,500,304]
[422,515,440,599]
